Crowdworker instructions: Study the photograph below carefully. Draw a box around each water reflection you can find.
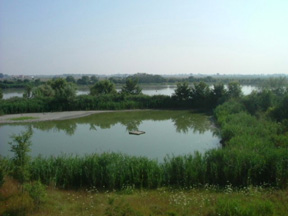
[3,110,215,136]
[0,110,219,160]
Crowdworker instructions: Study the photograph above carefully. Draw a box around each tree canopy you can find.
[90,80,116,95]
[121,78,142,95]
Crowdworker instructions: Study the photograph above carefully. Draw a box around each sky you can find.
[0,0,288,76]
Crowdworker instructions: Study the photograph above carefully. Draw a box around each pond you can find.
[0,110,220,161]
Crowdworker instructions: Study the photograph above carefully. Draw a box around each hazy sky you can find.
[1,0,288,76]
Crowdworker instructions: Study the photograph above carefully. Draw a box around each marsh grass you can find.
[9,116,39,121]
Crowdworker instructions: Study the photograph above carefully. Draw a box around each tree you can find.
[32,84,55,98]
[34,78,41,86]
[66,75,76,83]
[9,130,33,184]
[90,75,99,84]
[90,80,117,95]
[210,83,227,107]
[121,78,142,95]
[227,82,242,98]
[191,82,211,108]
[23,84,33,98]
[77,75,90,85]
[0,88,3,99]
[49,78,77,101]
[173,82,191,101]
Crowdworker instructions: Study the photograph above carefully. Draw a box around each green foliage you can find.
[214,100,245,124]
[127,73,166,83]
[32,84,55,98]
[9,130,33,184]
[261,77,287,90]
[0,165,4,187]
[23,84,33,98]
[65,75,76,83]
[214,197,273,216]
[270,95,288,121]
[173,82,191,102]
[242,90,270,114]
[30,153,162,190]
[210,83,227,107]
[49,78,77,101]
[24,181,46,205]
[191,81,211,108]
[0,88,3,99]
[213,98,288,188]
[227,82,242,98]
[77,75,90,85]
[90,80,117,95]
[121,78,142,95]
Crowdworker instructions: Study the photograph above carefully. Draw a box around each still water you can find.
[0,110,219,161]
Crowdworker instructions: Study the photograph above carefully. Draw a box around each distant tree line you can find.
[1,76,288,115]
[2,73,287,90]
[0,78,43,89]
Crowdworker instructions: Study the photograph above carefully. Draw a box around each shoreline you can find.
[0,110,132,124]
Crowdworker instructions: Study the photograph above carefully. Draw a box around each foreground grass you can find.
[1,177,288,216]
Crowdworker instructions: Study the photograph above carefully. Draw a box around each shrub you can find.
[24,181,46,205]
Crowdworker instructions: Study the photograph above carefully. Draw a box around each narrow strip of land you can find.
[0,110,119,123]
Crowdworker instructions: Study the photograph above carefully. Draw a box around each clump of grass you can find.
[9,116,39,121]
[0,177,35,216]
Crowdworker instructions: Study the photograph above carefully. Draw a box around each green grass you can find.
[1,177,288,216]
[9,116,39,121]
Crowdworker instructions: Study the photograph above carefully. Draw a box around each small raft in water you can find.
[129,131,146,135]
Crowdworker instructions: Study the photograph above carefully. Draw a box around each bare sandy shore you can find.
[0,110,118,124]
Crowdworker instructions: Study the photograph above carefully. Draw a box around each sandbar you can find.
[0,110,119,124]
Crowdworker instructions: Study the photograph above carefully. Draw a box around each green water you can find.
[0,110,219,161]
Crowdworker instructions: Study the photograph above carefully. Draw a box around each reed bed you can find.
[24,149,287,190]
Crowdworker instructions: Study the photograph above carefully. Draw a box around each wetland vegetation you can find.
[1,75,288,215]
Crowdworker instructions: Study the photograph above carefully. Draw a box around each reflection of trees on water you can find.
[87,119,142,132]
[172,114,212,134]
[7,111,215,135]
[121,120,142,132]
[25,120,77,136]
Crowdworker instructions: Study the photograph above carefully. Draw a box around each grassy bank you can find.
[1,177,288,216]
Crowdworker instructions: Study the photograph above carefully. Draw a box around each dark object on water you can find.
[129,131,145,135]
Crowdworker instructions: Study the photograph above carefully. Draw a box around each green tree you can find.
[191,81,211,108]
[210,83,227,107]
[261,77,287,90]
[23,84,33,98]
[0,88,3,99]
[173,82,191,101]
[121,78,142,95]
[227,82,242,98]
[90,75,99,84]
[77,75,90,85]
[9,130,33,184]
[34,78,41,86]
[90,80,117,95]
[65,75,76,83]
[49,78,77,101]
[32,84,55,98]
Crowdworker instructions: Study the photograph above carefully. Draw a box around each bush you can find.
[24,181,46,205]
